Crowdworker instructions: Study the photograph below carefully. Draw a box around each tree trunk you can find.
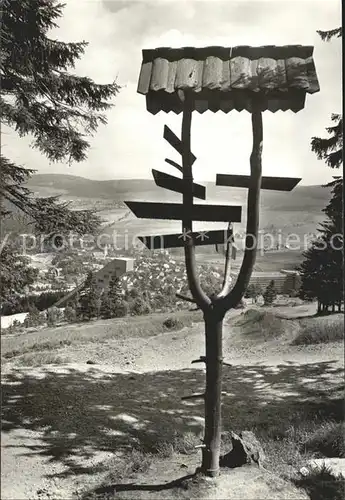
[201,310,223,477]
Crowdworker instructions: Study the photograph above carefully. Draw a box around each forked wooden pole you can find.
[180,95,263,478]
[218,102,263,311]
[181,93,210,311]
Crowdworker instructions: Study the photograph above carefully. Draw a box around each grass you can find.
[87,412,344,492]
[293,319,344,345]
[105,450,154,484]
[16,352,70,367]
[304,422,345,458]
[260,418,345,480]
[80,419,345,499]
[1,309,203,361]
[140,430,203,458]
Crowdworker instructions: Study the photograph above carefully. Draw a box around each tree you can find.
[245,283,263,304]
[100,291,114,319]
[1,0,119,262]
[0,240,39,302]
[104,274,129,317]
[64,304,77,323]
[299,211,343,313]
[77,272,101,320]
[299,28,343,313]
[263,280,277,305]
[24,305,45,328]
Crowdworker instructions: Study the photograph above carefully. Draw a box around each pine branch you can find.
[317,28,342,41]
[311,115,343,169]
[1,0,117,234]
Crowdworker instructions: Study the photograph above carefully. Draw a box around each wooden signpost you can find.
[130,45,319,478]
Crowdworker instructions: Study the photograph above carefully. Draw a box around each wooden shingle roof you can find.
[137,45,320,114]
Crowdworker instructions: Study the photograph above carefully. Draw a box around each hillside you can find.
[3,174,331,258]
[26,173,331,212]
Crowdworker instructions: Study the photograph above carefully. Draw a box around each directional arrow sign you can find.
[216,174,301,191]
[138,229,230,250]
[152,169,206,200]
[164,158,183,173]
[164,125,196,165]
[125,201,242,222]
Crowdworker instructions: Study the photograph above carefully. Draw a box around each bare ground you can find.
[1,303,344,499]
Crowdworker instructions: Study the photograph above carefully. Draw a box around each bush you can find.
[130,297,151,316]
[127,287,140,300]
[263,280,277,305]
[163,316,184,330]
[114,300,130,318]
[46,306,63,326]
[64,305,77,323]
[235,309,287,339]
[292,320,344,345]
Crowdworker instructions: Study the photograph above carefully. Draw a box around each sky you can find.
[2,0,342,185]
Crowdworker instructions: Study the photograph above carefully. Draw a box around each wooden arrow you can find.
[216,174,301,191]
[152,169,206,200]
[138,229,230,250]
[125,201,242,222]
[164,125,196,165]
[164,158,183,174]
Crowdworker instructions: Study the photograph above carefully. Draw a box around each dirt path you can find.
[1,309,343,499]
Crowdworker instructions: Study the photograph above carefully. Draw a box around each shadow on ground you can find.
[1,360,344,480]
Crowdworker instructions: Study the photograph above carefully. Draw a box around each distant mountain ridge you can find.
[26,173,331,212]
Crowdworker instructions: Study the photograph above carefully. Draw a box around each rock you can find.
[86,360,96,365]
[220,431,265,469]
[299,466,309,477]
